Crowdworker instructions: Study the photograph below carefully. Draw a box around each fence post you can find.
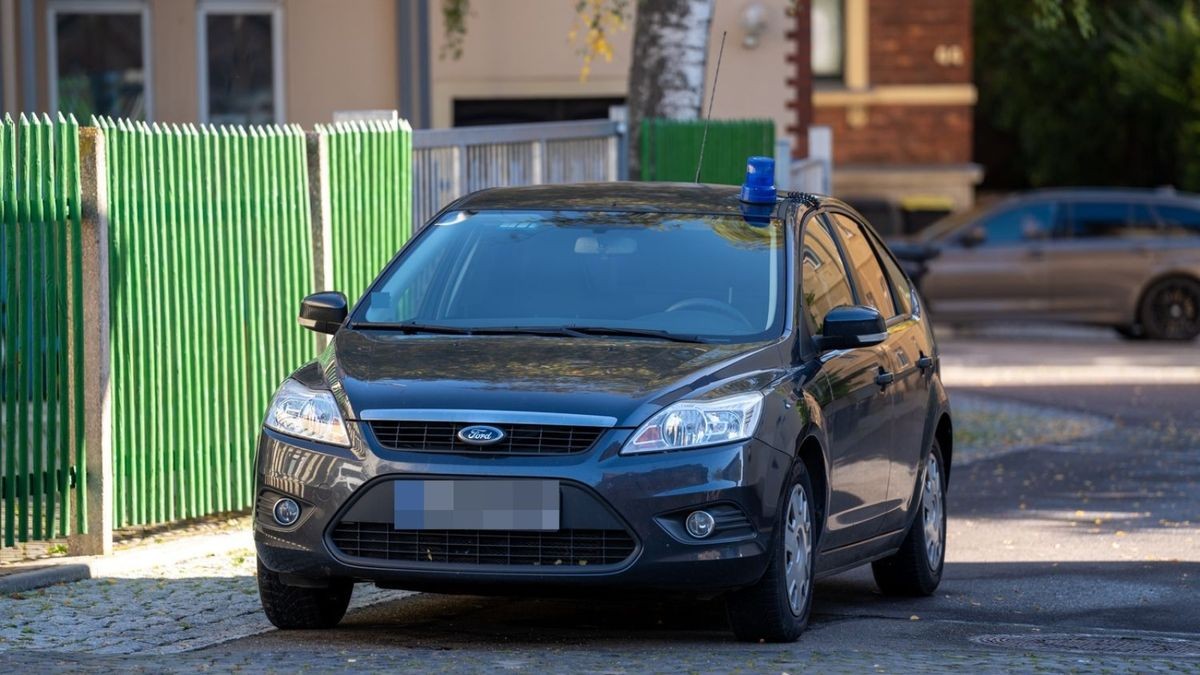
[807,125,833,195]
[774,137,793,191]
[530,140,544,185]
[68,127,112,556]
[306,130,334,352]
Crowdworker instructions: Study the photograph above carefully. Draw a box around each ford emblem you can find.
[457,425,506,445]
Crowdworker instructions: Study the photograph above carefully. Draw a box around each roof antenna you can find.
[694,30,727,183]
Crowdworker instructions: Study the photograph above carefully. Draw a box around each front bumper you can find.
[254,424,792,593]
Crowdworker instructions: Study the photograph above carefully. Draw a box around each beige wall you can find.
[25,0,399,127]
[16,0,792,135]
[430,0,793,138]
[283,0,398,127]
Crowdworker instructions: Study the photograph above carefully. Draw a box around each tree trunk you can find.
[627,0,715,179]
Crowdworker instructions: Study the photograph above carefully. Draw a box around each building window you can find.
[199,5,283,124]
[49,3,151,120]
[811,0,844,81]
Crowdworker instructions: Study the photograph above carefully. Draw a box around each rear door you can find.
[1045,200,1163,322]
[922,201,1055,320]
[802,214,894,549]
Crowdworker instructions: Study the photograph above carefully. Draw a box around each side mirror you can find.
[814,305,887,351]
[299,291,348,335]
[958,225,986,248]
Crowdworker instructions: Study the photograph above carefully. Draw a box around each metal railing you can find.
[411,120,623,228]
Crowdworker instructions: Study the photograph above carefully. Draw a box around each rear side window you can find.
[801,219,854,333]
[1155,204,1200,236]
[830,214,897,320]
[1064,201,1160,238]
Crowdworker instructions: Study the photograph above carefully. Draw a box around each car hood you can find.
[324,330,783,427]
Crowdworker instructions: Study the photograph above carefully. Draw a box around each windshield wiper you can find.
[560,325,708,343]
[350,322,707,343]
[350,321,474,335]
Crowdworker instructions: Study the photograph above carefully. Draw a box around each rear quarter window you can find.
[1155,204,1200,236]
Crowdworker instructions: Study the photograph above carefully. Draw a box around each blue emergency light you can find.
[739,156,777,205]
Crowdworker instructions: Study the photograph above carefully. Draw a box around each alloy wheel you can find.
[1148,281,1200,340]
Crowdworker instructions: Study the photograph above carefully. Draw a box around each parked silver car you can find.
[895,189,1200,340]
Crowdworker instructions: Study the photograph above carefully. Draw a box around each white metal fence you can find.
[412,119,624,227]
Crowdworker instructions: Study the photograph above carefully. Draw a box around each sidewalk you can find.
[0,522,408,654]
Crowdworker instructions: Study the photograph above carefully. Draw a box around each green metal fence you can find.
[640,118,775,184]
[96,119,316,528]
[319,119,413,304]
[0,114,85,547]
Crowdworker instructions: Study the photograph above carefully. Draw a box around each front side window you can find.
[830,214,896,320]
[203,12,278,124]
[356,210,787,343]
[801,219,854,333]
[975,202,1054,245]
[53,11,147,119]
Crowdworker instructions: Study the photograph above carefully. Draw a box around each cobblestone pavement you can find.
[2,330,1198,672]
[0,535,411,655]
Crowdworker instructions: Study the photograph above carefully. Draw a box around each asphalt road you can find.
[166,326,1199,672]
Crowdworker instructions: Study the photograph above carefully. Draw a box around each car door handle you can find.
[917,355,934,372]
[875,370,895,388]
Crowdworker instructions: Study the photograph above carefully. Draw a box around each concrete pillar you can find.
[68,127,113,556]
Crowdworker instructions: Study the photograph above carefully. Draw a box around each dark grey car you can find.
[254,175,952,643]
[902,189,1200,340]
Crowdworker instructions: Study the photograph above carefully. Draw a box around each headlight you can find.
[264,379,351,447]
[622,392,764,455]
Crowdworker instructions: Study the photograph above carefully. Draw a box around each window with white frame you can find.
[199,5,283,124]
[811,0,844,81]
[49,2,150,120]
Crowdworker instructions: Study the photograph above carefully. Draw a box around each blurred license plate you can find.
[393,480,560,531]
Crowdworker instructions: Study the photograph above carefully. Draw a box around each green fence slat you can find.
[0,114,82,548]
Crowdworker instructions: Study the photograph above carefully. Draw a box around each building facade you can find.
[0,0,978,208]
[807,0,980,209]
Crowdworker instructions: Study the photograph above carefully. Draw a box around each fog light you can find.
[685,510,716,539]
[272,498,301,526]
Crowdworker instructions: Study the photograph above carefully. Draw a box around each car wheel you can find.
[1139,276,1200,341]
[726,464,817,643]
[257,558,353,629]
[871,440,947,596]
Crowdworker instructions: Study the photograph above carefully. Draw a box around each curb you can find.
[0,529,253,595]
[0,564,92,594]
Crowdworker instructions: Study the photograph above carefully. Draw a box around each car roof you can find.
[449,181,834,218]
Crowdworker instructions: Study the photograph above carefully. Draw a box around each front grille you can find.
[330,522,636,567]
[369,421,604,455]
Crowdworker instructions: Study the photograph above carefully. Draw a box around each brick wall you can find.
[869,0,972,85]
[813,104,972,165]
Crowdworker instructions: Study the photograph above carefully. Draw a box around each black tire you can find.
[257,558,353,629]
[872,440,947,597]
[1138,276,1200,341]
[726,463,818,643]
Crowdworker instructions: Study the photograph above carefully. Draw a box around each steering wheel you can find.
[665,297,754,328]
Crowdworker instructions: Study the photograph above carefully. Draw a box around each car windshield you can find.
[352,209,787,343]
